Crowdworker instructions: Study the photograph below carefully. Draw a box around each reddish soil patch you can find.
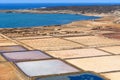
[103,33,120,40]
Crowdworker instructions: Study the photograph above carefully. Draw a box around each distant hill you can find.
[35,5,120,14]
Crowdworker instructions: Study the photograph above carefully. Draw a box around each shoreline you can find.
[0,5,119,29]
[0,5,120,29]
[0,5,119,39]
[0,10,102,29]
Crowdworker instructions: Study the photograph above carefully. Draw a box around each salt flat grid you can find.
[99,46,120,54]
[0,42,18,46]
[19,37,83,51]
[0,39,17,46]
[14,36,52,40]
[2,50,52,62]
[0,35,18,47]
[101,72,120,80]
[64,36,120,47]
[0,38,9,41]
[66,55,120,73]
[46,48,110,59]
[0,40,18,46]
[0,45,27,53]
[52,32,91,37]
[15,60,80,77]
[0,34,120,80]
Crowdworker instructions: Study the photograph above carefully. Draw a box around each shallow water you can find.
[2,50,51,62]
[16,60,79,77]
[0,13,99,28]
[36,73,105,80]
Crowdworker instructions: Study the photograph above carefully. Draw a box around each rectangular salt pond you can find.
[66,55,120,73]
[0,45,27,53]
[2,50,51,62]
[99,46,120,54]
[65,36,120,47]
[35,72,105,80]
[15,60,80,77]
[19,38,83,51]
[102,72,120,80]
[0,42,17,46]
[46,48,110,59]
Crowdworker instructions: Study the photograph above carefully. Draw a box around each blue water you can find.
[0,13,99,28]
[36,72,105,80]
[0,3,120,10]
[68,73,104,80]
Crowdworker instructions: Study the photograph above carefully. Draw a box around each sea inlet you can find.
[0,12,99,28]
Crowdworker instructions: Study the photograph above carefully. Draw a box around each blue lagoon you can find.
[0,13,99,28]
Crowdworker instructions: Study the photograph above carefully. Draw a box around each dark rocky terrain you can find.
[0,5,120,15]
[34,5,120,14]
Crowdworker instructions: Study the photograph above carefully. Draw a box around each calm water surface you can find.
[0,3,119,10]
[0,13,100,28]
